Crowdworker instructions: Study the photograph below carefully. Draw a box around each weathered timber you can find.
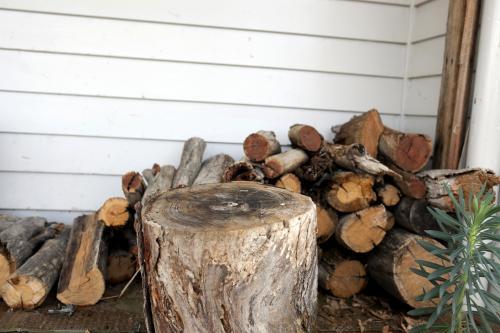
[142,165,175,205]
[57,214,107,306]
[294,145,333,182]
[376,184,401,207]
[122,171,146,206]
[275,173,302,193]
[263,149,309,179]
[335,205,394,253]
[142,182,317,332]
[243,130,281,162]
[193,154,235,186]
[367,228,448,308]
[223,161,265,182]
[316,204,338,244]
[142,168,156,186]
[326,171,376,213]
[97,197,131,228]
[0,215,21,233]
[288,124,323,152]
[394,197,439,235]
[172,137,207,188]
[333,109,384,156]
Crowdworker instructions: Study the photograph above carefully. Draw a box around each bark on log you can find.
[142,165,175,205]
[288,124,323,152]
[275,173,302,193]
[142,182,317,332]
[97,197,131,228]
[376,184,401,206]
[378,127,433,173]
[243,130,281,162]
[106,249,137,285]
[142,168,156,186]
[386,162,427,199]
[318,248,367,298]
[263,149,309,179]
[367,228,448,308]
[326,171,376,213]
[316,204,338,244]
[1,228,70,309]
[335,205,394,253]
[193,154,235,186]
[223,161,265,182]
[294,146,333,182]
[324,143,401,179]
[394,197,439,235]
[0,215,21,233]
[0,217,48,287]
[172,137,207,188]
[418,168,500,211]
[333,109,384,156]
[57,214,107,306]
[122,171,146,206]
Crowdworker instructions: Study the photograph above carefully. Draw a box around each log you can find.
[288,124,323,152]
[376,184,401,207]
[419,168,500,211]
[0,217,48,287]
[96,197,131,228]
[142,182,317,332]
[193,154,235,186]
[57,214,107,306]
[367,228,448,308]
[223,161,265,182]
[172,137,207,188]
[324,143,401,179]
[1,228,70,309]
[378,127,432,173]
[142,168,156,186]
[275,173,302,193]
[387,162,427,199]
[263,149,309,179]
[318,248,367,298]
[335,205,394,253]
[106,249,136,285]
[142,165,175,205]
[316,204,338,244]
[243,130,281,162]
[394,197,439,235]
[122,171,146,206]
[0,214,21,233]
[333,109,384,156]
[326,171,376,213]
[294,146,333,182]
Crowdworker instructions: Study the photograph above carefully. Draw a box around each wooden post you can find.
[142,182,317,332]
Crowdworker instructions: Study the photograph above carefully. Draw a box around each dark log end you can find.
[243,133,271,162]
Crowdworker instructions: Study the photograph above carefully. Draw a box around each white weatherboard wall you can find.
[0,0,447,222]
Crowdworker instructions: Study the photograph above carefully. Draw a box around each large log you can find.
[333,109,384,156]
[319,248,367,298]
[326,171,376,213]
[288,124,323,152]
[57,214,107,306]
[193,154,235,186]
[243,130,281,162]
[1,227,70,309]
[335,205,394,253]
[418,168,500,211]
[142,165,175,205]
[378,127,432,173]
[263,149,309,179]
[394,197,439,235]
[142,182,317,332]
[122,171,146,206]
[172,137,207,188]
[275,173,302,193]
[316,204,338,244]
[97,197,131,228]
[367,228,448,308]
[294,146,333,182]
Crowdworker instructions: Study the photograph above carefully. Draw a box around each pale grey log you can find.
[142,168,156,186]
[172,137,206,188]
[193,154,235,186]
[142,165,175,206]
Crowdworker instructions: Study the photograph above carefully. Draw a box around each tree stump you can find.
[141,182,317,333]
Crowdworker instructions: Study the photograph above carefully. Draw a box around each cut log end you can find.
[107,250,136,285]
[57,267,105,306]
[289,124,322,152]
[0,253,13,287]
[326,172,376,212]
[316,204,338,244]
[1,276,47,310]
[275,173,301,193]
[376,184,401,206]
[243,131,281,162]
[325,260,367,298]
[97,197,130,228]
[122,172,146,206]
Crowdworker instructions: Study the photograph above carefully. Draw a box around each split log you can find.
[288,124,323,152]
[57,214,107,306]
[294,146,333,182]
[122,171,146,206]
[172,137,207,188]
[333,109,384,156]
[376,184,401,206]
[263,149,309,179]
[142,182,317,332]
[243,130,281,162]
[326,171,376,213]
[0,217,48,286]
[275,173,301,193]
[106,249,137,285]
[324,143,401,179]
[316,204,338,244]
[319,248,367,298]
[419,168,500,211]
[378,127,433,173]
[367,228,448,308]
[1,228,70,310]
[193,154,235,186]
[142,165,175,205]
[335,205,394,253]
[394,197,439,235]
[223,161,265,182]
[97,197,131,228]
